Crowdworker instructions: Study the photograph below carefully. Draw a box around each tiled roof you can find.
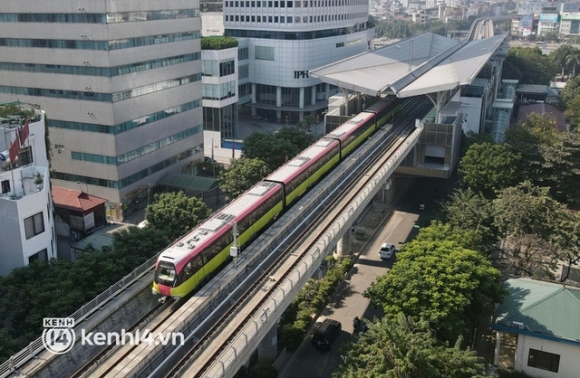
[52,186,108,212]
[494,278,580,343]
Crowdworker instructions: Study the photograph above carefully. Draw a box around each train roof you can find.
[158,181,282,267]
[326,112,375,141]
[265,137,339,184]
[325,98,395,142]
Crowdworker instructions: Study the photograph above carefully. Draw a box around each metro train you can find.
[153,97,402,300]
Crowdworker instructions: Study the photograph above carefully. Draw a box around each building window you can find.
[24,212,45,239]
[219,59,235,76]
[255,46,274,60]
[238,47,249,60]
[29,249,48,264]
[528,349,560,373]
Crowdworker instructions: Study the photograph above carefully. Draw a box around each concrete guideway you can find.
[276,174,457,378]
[177,126,424,377]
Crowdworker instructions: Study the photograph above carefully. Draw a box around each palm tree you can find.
[566,48,580,77]
[552,44,575,77]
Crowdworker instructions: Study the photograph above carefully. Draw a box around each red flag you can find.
[21,119,29,144]
[9,130,20,163]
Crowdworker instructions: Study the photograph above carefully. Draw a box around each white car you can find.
[379,243,395,260]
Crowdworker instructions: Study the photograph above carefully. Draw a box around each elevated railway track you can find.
[3,97,432,378]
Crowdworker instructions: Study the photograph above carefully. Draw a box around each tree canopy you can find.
[443,188,499,250]
[459,142,521,198]
[333,314,486,378]
[506,115,580,205]
[549,44,580,79]
[0,226,170,363]
[145,191,212,240]
[560,74,580,105]
[218,157,271,201]
[504,46,557,84]
[492,182,565,278]
[364,223,504,342]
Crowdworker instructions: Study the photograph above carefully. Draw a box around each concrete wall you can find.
[515,334,580,378]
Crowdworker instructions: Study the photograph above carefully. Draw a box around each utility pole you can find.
[230,222,239,267]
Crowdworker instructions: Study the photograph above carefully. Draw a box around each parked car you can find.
[379,243,395,259]
[311,318,342,350]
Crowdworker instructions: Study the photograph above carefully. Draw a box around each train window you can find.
[184,262,193,276]
[193,256,204,270]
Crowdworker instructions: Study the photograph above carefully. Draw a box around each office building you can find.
[0,1,204,221]
[223,0,375,124]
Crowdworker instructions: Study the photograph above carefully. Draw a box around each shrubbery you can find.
[496,370,532,378]
[201,36,238,50]
[278,256,353,351]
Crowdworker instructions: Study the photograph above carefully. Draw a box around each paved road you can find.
[507,40,566,55]
[276,175,456,378]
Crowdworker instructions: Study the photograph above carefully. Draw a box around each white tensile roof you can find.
[309,33,507,98]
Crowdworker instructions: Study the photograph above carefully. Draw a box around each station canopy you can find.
[309,33,506,98]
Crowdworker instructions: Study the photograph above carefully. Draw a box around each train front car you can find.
[265,138,340,208]
[153,181,284,301]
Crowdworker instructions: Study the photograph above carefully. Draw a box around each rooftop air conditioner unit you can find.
[512,321,524,329]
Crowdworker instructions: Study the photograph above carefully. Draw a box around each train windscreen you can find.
[155,262,177,287]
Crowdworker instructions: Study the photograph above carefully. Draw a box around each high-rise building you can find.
[223,0,375,125]
[0,1,204,221]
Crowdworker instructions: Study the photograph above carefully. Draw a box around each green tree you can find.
[538,132,580,204]
[218,157,271,201]
[333,314,486,378]
[364,224,504,342]
[550,209,580,281]
[296,114,317,132]
[550,44,576,77]
[505,46,557,84]
[564,94,580,130]
[459,142,521,198]
[493,181,560,239]
[275,126,317,152]
[0,224,170,364]
[443,188,499,250]
[505,123,545,185]
[0,328,19,362]
[145,191,212,240]
[112,226,171,265]
[565,49,580,76]
[493,182,563,278]
[560,73,580,105]
[506,115,580,205]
